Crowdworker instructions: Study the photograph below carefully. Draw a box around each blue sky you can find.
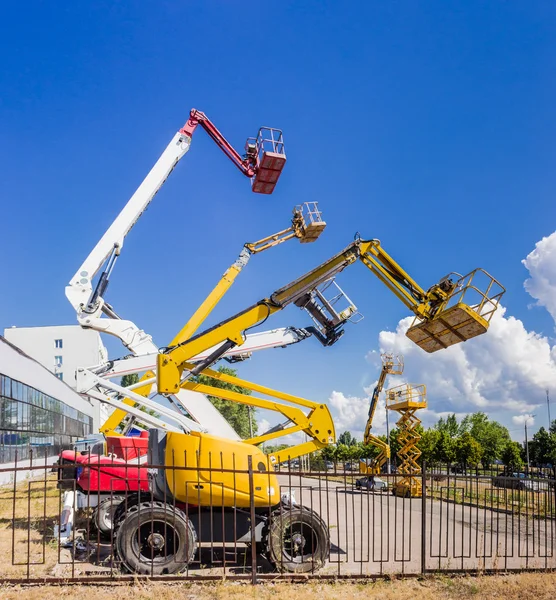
[2,2,556,440]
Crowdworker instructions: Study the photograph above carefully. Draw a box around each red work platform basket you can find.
[249,127,286,194]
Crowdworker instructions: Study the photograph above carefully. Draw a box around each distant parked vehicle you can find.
[492,472,539,491]
[325,461,335,471]
[355,476,388,492]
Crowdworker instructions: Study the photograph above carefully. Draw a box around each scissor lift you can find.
[386,383,427,497]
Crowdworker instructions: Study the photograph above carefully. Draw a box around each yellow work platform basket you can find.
[406,269,505,353]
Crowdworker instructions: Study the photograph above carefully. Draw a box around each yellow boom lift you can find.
[111,237,504,575]
[359,353,403,475]
[100,202,326,436]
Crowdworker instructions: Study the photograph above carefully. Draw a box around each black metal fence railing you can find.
[0,453,555,583]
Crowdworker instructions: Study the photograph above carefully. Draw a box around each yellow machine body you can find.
[163,430,279,508]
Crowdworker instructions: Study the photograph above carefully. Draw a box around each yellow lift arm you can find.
[157,237,505,395]
[181,365,335,465]
[360,353,403,475]
[101,203,326,436]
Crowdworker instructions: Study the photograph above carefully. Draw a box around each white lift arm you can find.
[64,112,288,439]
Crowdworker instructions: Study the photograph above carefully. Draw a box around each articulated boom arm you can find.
[361,354,403,475]
[182,110,255,178]
[181,364,335,465]
[173,202,325,345]
[182,109,286,195]
[157,237,504,394]
[66,109,286,351]
[101,204,324,436]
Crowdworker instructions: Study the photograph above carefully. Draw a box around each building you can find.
[4,325,108,389]
[0,335,95,468]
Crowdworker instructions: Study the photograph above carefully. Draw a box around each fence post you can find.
[421,459,426,575]
[247,455,258,584]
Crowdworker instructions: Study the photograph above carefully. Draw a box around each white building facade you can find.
[4,325,109,431]
[4,325,108,389]
[0,335,95,471]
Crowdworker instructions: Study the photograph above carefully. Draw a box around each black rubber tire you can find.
[92,495,125,538]
[114,501,197,575]
[264,506,329,573]
[112,492,141,529]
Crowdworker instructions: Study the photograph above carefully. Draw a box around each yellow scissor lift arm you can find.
[101,203,326,436]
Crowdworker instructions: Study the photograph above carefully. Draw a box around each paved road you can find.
[53,473,555,578]
[277,474,556,575]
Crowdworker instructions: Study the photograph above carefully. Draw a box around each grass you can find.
[2,573,556,600]
[0,473,61,579]
[427,477,556,517]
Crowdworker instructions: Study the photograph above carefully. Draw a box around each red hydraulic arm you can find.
[180,109,286,194]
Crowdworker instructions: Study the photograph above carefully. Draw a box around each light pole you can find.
[524,415,535,474]
[547,390,552,430]
[386,406,391,475]
[247,406,253,439]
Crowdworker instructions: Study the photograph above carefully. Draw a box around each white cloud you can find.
[328,384,390,442]
[512,414,536,426]
[523,231,556,324]
[326,231,556,439]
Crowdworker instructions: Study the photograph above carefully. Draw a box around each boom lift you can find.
[156,237,505,395]
[100,203,326,436]
[359,353,403,476]
[65,110,286,437]
[106,236,504,575]
[57,205,327,542]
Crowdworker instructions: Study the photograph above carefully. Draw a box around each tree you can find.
[321,444,338,462]
[436,414,461,438]
[337,431,357,446]
[460,412,510,466]
[434,431,456,464]
[335,444,351,462]
[418,428,440,464]
[388,427,402,458]
[194,366,256,439]
[121,373,140,388]
[455,432,483,467]
[501,441,524,471]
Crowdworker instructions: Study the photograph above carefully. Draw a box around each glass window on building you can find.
[55,339,63,349]
[0,374,92,464]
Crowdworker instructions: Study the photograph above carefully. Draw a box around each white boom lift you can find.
[64,110,323,438]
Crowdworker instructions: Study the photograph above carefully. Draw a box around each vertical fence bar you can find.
[247,455,257,584]
[421,460,427,574]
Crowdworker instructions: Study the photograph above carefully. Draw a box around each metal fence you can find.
[1,453,555,583]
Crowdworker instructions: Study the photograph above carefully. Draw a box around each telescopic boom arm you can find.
[156,238,505,394]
